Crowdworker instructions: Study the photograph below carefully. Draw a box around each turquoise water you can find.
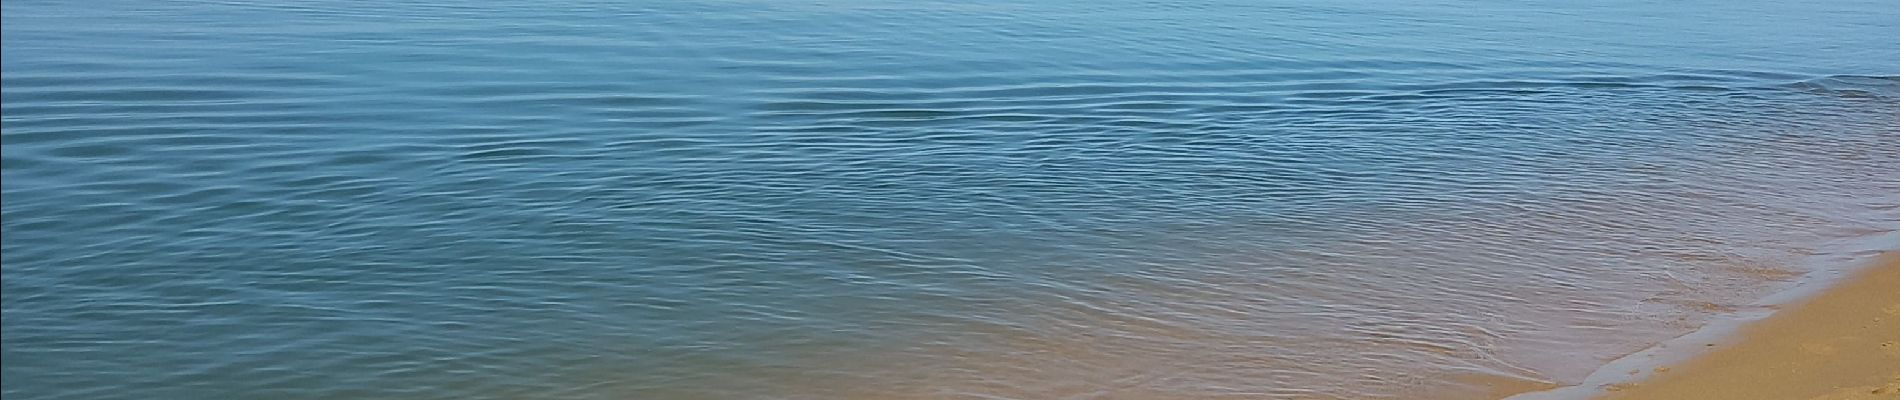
[4,1,1898,399]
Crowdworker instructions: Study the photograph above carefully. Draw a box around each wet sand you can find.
[1587,253,1900,400]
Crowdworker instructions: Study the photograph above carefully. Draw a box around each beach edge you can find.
[1509,251,1900,400]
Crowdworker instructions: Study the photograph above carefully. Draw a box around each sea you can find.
[4,0,1897,399]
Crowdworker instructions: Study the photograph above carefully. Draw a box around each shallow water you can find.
[3,0,1898,399]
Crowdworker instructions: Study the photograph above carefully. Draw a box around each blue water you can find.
[4,1,1898,399]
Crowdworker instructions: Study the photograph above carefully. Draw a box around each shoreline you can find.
[1507,251,1900,400]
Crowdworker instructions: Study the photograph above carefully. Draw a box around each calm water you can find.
[4,1,1898,399]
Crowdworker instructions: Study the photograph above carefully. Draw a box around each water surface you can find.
[4,0,1898,399]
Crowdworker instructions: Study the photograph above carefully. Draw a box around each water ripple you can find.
[5,0,1899,399]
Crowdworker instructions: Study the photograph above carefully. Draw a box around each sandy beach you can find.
[1586,253,1900,400]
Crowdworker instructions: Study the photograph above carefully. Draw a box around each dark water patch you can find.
[1785,75,1900,100]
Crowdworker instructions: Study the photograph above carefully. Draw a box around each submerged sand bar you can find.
[1589,254,1900,400]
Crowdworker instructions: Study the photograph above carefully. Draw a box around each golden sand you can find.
[1593,254,1900,400]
